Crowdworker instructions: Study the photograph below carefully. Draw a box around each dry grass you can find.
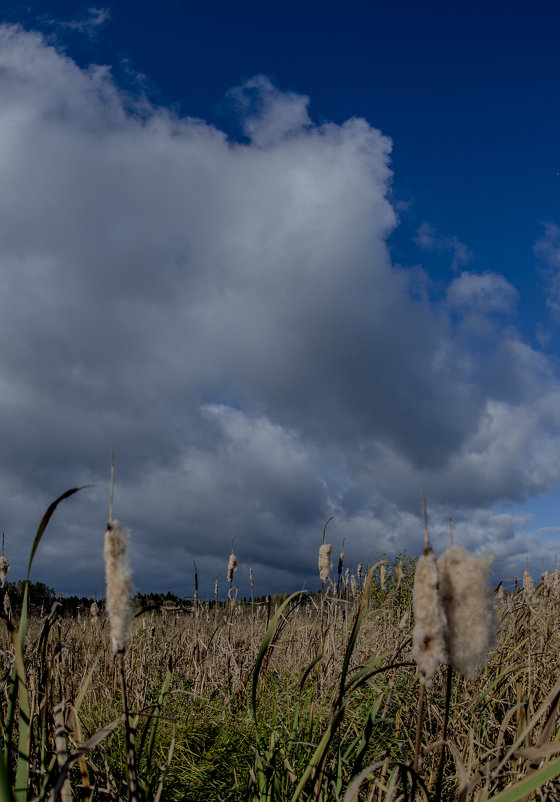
[1,492,560,801]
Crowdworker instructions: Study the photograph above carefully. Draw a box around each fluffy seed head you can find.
[103,521,133,654]
[412,549,447,686]
[438,546,495,678]
[523,569,535,601]
[227,552,238,584]
[318,543,332,584]
[357,563,363,581]
[380,563,387,591]
[0,555,9,588]
[394,561,403,592]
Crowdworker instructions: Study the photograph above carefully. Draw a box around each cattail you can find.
[0,555,9,589]
[318,543,332,584]
[249,564,254,593]
[412,547,447,686]
[523,569,535,601]
[90,600,99,619]
[103,521,134,654]
[214,575,219,603]
[357,563,363,582]
[227,550,238,584]
[437,546,495,678]
[350,574,357,596]
[0,532,8,588]
[380,563,387,591]
[337,543,345,578]
[344,566,350,588]
[394,561,403,592]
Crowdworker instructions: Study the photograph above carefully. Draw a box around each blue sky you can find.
[0,1,559,597]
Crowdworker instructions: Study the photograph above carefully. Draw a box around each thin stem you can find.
[412,675,426,795]
[434,664,453,802]
[117,650,139,802]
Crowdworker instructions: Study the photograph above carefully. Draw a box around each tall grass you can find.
[1,490,560,800]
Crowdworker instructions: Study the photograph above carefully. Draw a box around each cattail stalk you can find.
[104,474,138,802]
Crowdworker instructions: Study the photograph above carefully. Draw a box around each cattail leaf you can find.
[251,591,302,724]
[146,666,173,774]
[6,617,31,802]
[0,749,14,802]
[335,565,375,709]
[74,655,101,714]
[486,756,560,801]
[27,486,90,579]
[48,716,125,802]
[298,654,323,693]
[288,705,346,802]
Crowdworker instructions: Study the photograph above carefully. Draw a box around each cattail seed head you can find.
[337,549,344,577]
[0,554,9,588]
[103,521,133,654]
[350,574,357,595]
[412,548,447,686]
[318,543,332,584]
[380,563,387,591]
[227,551,238,584]
[394,561,403,592]
[357,563,363,581]
[523,569,535,601]
[249,564,254,592]
[437,546,495,678]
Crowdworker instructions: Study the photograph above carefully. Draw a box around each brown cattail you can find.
[412,547,447,686]
[90,600,99,619]
[357,563,363,582]
[249,564,254,593]
[437,546,495,678]
[227,550,238,584]
[350,574,357,596]
[318,543,332,584]
[103,521,134,654]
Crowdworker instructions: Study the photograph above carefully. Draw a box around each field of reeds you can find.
[2,489,560,801]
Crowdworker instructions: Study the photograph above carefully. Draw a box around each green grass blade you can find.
[486,756,560,801]
[146,665,173,774]
[251,591,302,723]
[0,749,15,802]
[27,486,90,579]
[289,706,346,802]
[335,566,375,710]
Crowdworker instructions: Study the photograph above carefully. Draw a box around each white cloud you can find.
[415,221,471,271]
[447,271,518,313]
[0,25,559,595]
[534,222,560,316]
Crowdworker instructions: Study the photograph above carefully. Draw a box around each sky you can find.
[0,1,560,599]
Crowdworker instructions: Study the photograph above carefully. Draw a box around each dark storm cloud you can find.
[1,25,560,596]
